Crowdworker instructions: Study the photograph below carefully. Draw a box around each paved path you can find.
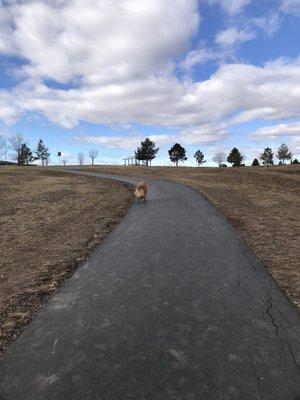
[0,171,300,400]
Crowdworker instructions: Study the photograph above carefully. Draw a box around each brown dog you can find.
[135,181,148,203]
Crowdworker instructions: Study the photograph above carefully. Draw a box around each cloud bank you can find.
[0,0,299,150]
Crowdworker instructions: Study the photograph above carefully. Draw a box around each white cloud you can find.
[74,133,172,150]
[179,124,228,145]
[0,6,12,53]
[291,136,300,153]
[215,27,256,47]
[250,122,300,140]
[207,0,251,15]
[75,135,143,150]
[249,121,300,156]
[1,0,199,84]
[0,92,20,124]
[280,0,300,15]
[74,126,228,150]
[181,46,221,70]
[0,0,300,150]
[251,13,281,37]
[1,58,300,145]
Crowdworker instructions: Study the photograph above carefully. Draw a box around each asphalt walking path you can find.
[0,171,300,400]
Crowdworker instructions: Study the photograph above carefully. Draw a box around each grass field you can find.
[70,164,300,310]
[1,165,299,353]
[0,167,132,353]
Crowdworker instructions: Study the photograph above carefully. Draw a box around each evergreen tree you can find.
[135,138,159,166]
[292,159,299,164]
[276,143,292,165]
[168,143,187,166]
[260,147,274,166]
[19,143,33,166]
[194,150,206,166]
[227,147,243,167]
[252,158,259,166]
[36,139,50,166]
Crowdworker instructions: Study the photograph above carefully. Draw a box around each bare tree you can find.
[89,149,98,165]
[62,159,67,166]
[213,151,226,167]
[77,152,85,165]
[9,134,24,164]
[0,135,7,160]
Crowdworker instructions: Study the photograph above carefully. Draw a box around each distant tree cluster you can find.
[256,144,293,167]
[0,133,104,166]
[130,140,298,168]
[0,134,51,166]
[210,143,295,168]
[1,132,298,168]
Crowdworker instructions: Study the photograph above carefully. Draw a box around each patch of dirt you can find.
[71,165,300,309]
[0,167,133,353]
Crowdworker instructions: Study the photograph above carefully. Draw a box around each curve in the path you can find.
[0,171,300,400]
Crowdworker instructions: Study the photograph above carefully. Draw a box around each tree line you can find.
[134,138,299,167]
[1,133,298,167]
[0,134,50,166]
[0,133,101,166]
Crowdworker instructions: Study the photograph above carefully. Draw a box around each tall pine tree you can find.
[260,147,274,166]
[227,147,243,167]
[194,150,206,166]
[135,138,159,166]
[168,143,187,166]
[277,143,292,165]
[36,139,50,166]
[19,143,33,166]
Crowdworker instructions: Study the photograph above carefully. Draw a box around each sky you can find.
[0,0,300,166]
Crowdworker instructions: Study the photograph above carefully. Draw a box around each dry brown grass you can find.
[70,164,300,309]
[0,167,132,353]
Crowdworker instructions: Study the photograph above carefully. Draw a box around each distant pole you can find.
[58,152,61,166]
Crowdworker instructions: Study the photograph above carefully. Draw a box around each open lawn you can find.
[0,167,132,353]
[1,164,299,353]
[70,164,300,310]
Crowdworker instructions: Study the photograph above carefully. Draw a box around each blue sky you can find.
[0,0,299,166]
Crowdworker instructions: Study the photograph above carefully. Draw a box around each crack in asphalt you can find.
[266,299,300,370]
[235,270,300,374]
